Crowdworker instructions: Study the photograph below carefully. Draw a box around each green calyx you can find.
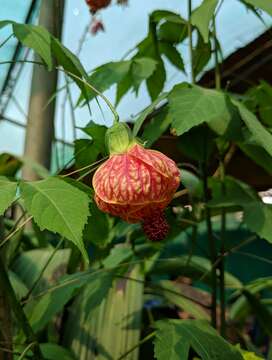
[106,122,136,155]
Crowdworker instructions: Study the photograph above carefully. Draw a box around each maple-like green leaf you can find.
[154,319,243,360]
[20,177,90,262]
[169,84,230,135]
[192,0,219,43]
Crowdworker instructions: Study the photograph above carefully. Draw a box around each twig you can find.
[0,216,33,248]
[187,0,195,84]
[117,332,155,360]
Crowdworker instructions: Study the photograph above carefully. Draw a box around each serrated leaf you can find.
[0,177,17,215]
[243,0,272,16]
[169,84,230,135]
[193,32,212,76]
[159,42,185,71]
[233,100,272,157]
[158,20,187,44]
[192,0,219,43]
[13,23,52,69]
[131,57,157,93]
[147,59,166,101]
[20,177,90,262]
[116,72,133,105]
[154,319,243,360]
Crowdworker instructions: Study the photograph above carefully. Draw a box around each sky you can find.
[0,0,271,160]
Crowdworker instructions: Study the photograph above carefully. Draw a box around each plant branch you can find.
[0,216,33,249]
[117,332,155,360]
[56,68,120,124]
[22,238,64,302]
[202,159,217,328]
[187,0,195,84]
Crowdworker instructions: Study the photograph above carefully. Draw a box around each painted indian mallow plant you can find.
[1,0,272,359]
[92,122,180,241]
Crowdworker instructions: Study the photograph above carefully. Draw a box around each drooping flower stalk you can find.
[93,123,180,241]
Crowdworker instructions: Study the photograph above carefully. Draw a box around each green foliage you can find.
[193,31,212,76]
[40,343,76,360]
[192,0,219,43]
[141,106,171,147]
[74,121,107,168]
[12,22,52,69]
[51,37,89,95]
[233,100,272,157]
[78,60,131,105]
[133,92,168,136]
[230,277,272,321]
[154,319,243,360]
[83,202,115,248]
[2,4,272,359]
[245,81,272,127]
[8,271,28,300]
[149,255,242,289]
[0,177,17,215]
[102,244,133,269]
[242,290,272,336]
[12,249,71,294]
[20,177,90,262]
[117,10,186,102]
[25,269,113,333]
[0,153,22,176]
[169,83,230,135]
[209,176,272,243]
[243,0,272,16]
[0,21,90,98]
[64,265,144,360]
[152,280,210,320]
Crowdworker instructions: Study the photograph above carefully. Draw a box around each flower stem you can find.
[57,68,120,124]
[213,14,226,336]
[202,161,217,328]
[187,0,195,84]
[117,332,155,360]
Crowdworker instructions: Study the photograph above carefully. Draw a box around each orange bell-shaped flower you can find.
[92,123,180,241]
